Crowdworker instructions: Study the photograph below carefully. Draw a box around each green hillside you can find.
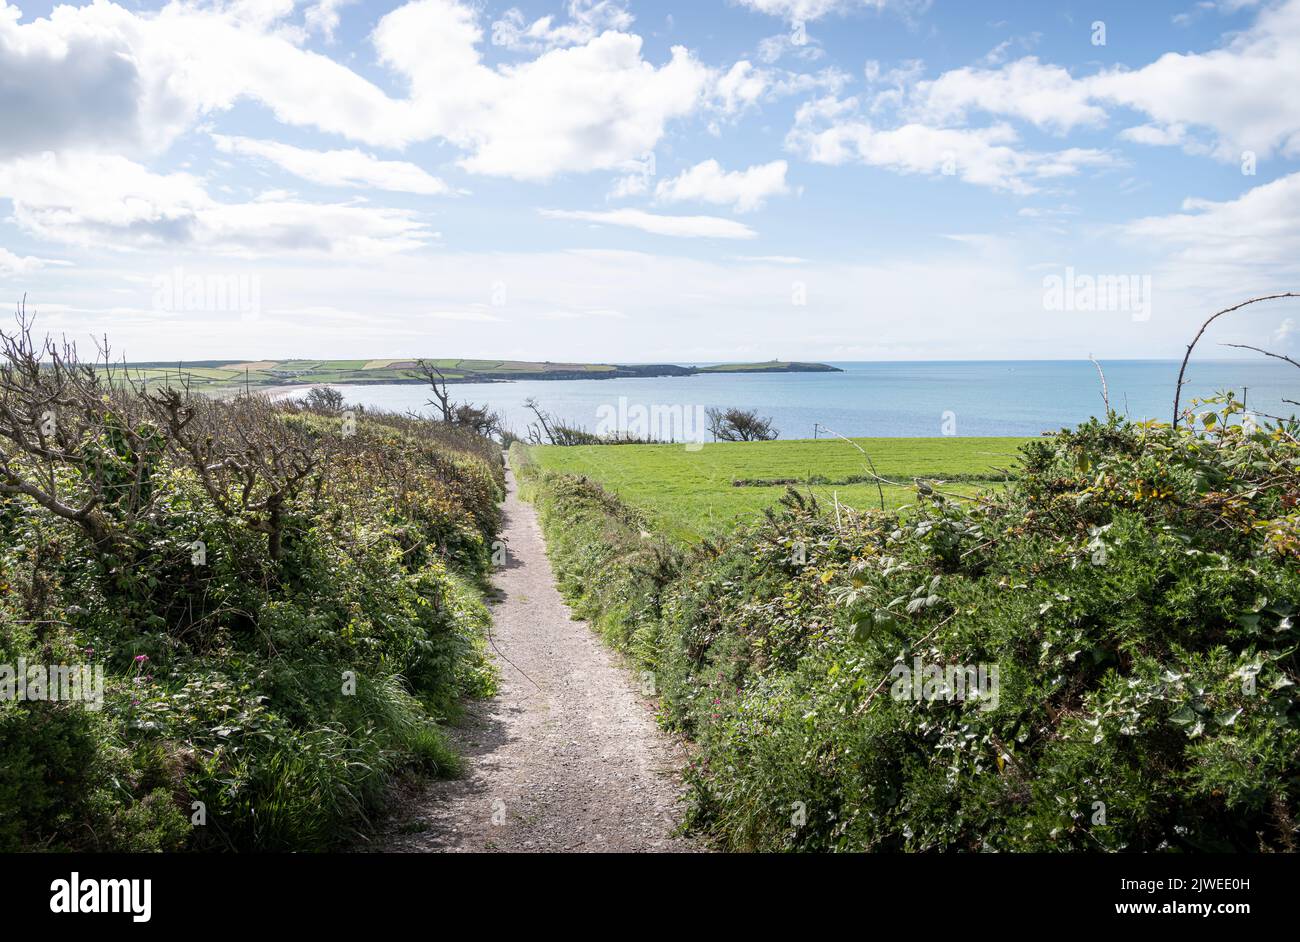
[108,358,841,393]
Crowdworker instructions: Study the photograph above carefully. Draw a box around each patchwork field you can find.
[529,436,1033,541]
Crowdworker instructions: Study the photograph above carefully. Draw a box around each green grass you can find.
[528,436,1032,541]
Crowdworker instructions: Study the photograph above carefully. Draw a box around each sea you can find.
[327,359,1300,440]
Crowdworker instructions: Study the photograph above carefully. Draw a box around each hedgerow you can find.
[1,325,502,851]
[517,397,1300,851]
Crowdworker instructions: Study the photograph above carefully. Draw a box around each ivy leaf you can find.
[1215,708,1242,727]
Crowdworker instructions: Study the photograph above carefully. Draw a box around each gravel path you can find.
[373,462,700,853]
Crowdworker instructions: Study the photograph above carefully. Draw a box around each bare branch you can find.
[1220,342,1300,371]
[1173,293,1299,427]
[1088,354,1110,414]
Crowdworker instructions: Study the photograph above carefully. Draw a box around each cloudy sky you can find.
[1,0,1298,361]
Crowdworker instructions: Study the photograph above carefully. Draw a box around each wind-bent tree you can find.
[706,407,778,442]
[416,359,501,437]
[303,385,345,413]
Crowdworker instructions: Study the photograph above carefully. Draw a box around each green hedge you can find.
[1,412,501,851]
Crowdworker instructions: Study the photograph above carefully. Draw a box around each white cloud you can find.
[842,1,1300,165]
[0,0,711,181]
[1173,0,1263,28]
[655,159,791,212]
[1119,123,1194,148]
[1123,170,1300,271]
[860,58,925,115]
[539,208,757,239]
[731,0,929,23]
[29,236,1206,363]
[1103,171,1300,325]
[905,57,1106,133]
[0,0,410,158]
[1091,0,1300,160]
[1274,317,1296,345]
[768,67,852,99]
[715,61,771,114]
[733,0,848,20]
[608,173,650,199]
[786,97,1116,194]
[756,31,824,64]
[712,60,849,116]
[0,247,70,275]
[373,1,711,179]
[491,1,633,52]
[303,0,357,42]
[212,135,453,195]
[884,1,1300,161]
[0,153,430,256]
[214,0,299,33]
[980,33,1040,67]
[0,0,187,158]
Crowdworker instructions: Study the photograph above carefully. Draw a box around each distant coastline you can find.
[116,358,843,392]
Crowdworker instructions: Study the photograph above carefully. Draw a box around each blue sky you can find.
[1,0,1297,361]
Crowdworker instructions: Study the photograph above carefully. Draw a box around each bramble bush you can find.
[1,328,502,851]
[518,396,1299,852]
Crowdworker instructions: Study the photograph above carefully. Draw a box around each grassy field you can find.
[528,436,1033,540]
[106,358,838,393]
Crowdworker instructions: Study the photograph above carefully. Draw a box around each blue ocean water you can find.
[329,359,1300,439]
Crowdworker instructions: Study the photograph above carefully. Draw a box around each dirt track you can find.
[373,462,699,852]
